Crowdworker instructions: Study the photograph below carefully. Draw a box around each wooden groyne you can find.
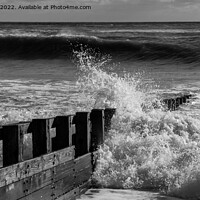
[0,108,115,200]
[162,94,193,111]
[0,93,193,199]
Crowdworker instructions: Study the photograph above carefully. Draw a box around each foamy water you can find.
[71,51,200,199]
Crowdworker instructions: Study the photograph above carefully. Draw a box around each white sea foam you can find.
[73,49,200,199]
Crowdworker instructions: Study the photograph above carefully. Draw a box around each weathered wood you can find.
[20,122,33,161]
[56,187,79,200]
[91,151,99,172]
[48,160,75,199]
[0,168,53,200]
[90,109,104,151]
[52,115,74,152]
[74,153,93,186]
[53,160,74,182]
[75,165,92,187]
[74,112,91,158]
[19,184,53,200]
[0,155,92,200]
[75,153,92,171]
[0,159,76,200]
[162,94,193,111]
[0,108,113,200]
[52,172,75,199]
[0,146,75,188]
[30,118,55,157]
[0,180,26,200]
[104,108,116,133]
[2,124,22,167]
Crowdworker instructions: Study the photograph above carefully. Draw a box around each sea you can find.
[1,22,200,198]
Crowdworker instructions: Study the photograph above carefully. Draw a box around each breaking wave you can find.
[74,49,200,199]
[0,35,199,64]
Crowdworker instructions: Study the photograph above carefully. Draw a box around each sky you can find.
[0,0,200,22]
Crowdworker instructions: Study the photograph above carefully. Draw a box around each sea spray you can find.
[74,49,200,198]
[73,48,146,118]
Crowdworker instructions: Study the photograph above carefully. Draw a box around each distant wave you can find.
[0,35,199,63]
[92,29,200,34]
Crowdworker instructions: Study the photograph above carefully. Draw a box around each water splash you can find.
[73,48,200,199]
[74,47,147,119]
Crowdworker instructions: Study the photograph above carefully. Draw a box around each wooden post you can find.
[30,118,55,158]
[0,127,2,167]
[51,115,75,151]
[104,108,116,133]
[183,96,187,103]
[179,97,183,105]
[166,99,171,110]
[176,98,180,108]
[90,109,104,152]
[74,112,90,158]
[0,127,2,141]
[2,122,31,167]
[171,99,176,111]
[2,124,19,167]
[163,99,168,107]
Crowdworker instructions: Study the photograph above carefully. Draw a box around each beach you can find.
[0,22,200,199]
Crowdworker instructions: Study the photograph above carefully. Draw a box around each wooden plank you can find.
[0,154,92,200]
[18,184,53,200]
[0,159,76,199]
[74,112,91,158]
[23,169,52,197]
[0,146,75,188]
[90,109,104,151]
[49,155,92,199]
[53,160,74,182]
[104,108,116,133]
[25,159,75,197]
[75,166,92,187]
[75,153,92,170]
[53,173,75,199]
[56,187,79,200]
[74,153,93,186]
[0,168,53,200]
[0,180,26,200]
[23,160,75,200]
[52,115,74,152]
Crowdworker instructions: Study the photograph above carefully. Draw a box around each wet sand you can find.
[77,189,183,200]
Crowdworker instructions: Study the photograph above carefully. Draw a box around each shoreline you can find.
[77,189,184,200]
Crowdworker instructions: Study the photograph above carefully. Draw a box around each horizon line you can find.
[0,21,200,23]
